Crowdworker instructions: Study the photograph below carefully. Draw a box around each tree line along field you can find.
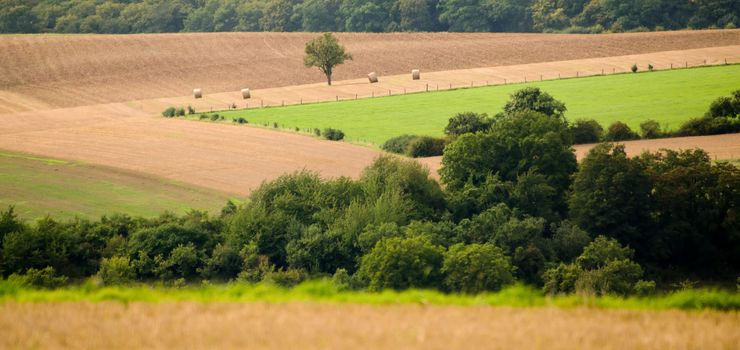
[0,151,231,219]
[209,64,740,145]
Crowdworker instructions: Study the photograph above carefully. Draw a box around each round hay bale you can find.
[368,72,379,83]
[412,69,420,80]
[241,88,251,99]
[193,88,203,99]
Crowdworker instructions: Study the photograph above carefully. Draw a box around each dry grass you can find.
[0,302,737,349]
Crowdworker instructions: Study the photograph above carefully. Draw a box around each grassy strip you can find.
[203,64,740,145]
[0,151,233,220]
[1,280,737,311]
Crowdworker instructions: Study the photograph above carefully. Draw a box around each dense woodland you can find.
[2,88,738,295]
[1,0,738,34]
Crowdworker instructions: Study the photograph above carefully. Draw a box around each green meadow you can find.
[211,64,740,145]
[0,152,232,220]
[1,280,737,311]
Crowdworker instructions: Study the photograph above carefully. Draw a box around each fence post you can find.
[670,63,673,69]
[336,95,338,101]
[404,88,406,94]
[504,78,507,84]
[300,99,302,105]
[685,61,688,68]
[540,74,543,81]
[471,81,474,87]
[576,71,579,77]
[426,84,428,92]
[524,76,527,83]
[449,83,452,89]
[601,68,604,75]
[389,89,391,96]
[355,94,358,100]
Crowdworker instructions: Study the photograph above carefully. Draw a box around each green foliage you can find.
[381,134,419,154]
[442,243,514,293]
[631,64,638,73]
[406,136,446,157]
[96,256,135,286]
[605,121,640,141]
[503,87,567,118]
[322,128,345,140]
[2,0,736,34]
[569,143,652,250]
[570,119,604,144]
[7,266,67,289]
[544,236,646,296]
[639,119,664,139]
[304,33,352,85]
[358,235,444,291]
[162,107,177,118]
[705,90,740,118]
[444,112,492,137]
[127,223,210,279]
[676,116,740,136]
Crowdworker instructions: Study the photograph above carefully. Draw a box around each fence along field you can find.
[206,63,740,145]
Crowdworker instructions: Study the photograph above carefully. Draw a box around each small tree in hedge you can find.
[96,256,135,286]
[570,119,604,144]
[357,235,444,291]
[322,128,345,141]
[406,136,446,157]
[442,243,514,293]
[639,119,663,139]
[631,64,638,73]
[503,87,567,118]
[605,121,639,141]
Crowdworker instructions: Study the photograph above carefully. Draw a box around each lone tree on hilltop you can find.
[304,33,352,86]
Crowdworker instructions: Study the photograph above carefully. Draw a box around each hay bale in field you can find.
[368,72,379,83]
[241,88,251,99]
[193,88,202,99]
[412,69,420,80]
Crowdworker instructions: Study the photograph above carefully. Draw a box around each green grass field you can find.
[210,64,740,145]
[1,280,737,311]
[0,152,233,220]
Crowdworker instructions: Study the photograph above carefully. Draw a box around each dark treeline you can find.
[2,87,738,295]
[1,0,738,34]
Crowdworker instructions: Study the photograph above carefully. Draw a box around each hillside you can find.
[1,30,739,111]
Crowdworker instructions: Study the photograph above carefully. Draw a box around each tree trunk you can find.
[327,73,332,86]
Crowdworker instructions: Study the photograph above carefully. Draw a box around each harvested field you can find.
[1,31,738,197]
[1,302,738,349]
[1,30,739,111]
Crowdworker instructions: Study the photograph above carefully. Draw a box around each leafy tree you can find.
[293,0,342,31]
[396,0,436,31]
[444,112,492,137]
[438,0,491,32]
[442,243,514,293]
[570,119,603,144]
[357,235,444,291]
[503,87,567,118]
[96,256,135,285]
[639,119,664,139]
[605,121,639,141]
[304,32,353,85]
[569,143,652,251]
[341,0,389,32]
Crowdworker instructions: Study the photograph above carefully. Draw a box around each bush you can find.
[381,134,418,154]
[406,136,446,158]
[7,267,68,289]
[639,119,664,139]
[96,256,135,286]
[675,116,740,136]
[210,114,220,121]
[570,119,604,144]
[234,117,248,124]
[605,121,639,141]
[199,114,208,120]
[313,128,321,136]
[631,64,638,73]
[162,107,177,118]
[175,108,186,117]
[503,87,567,118]
[442,243,514,293]
[262,268,307,288]
[705,91,739,118]
[322,128,345,141]
[648,64,654,71]
[444,112,492,136]
[357,236,444,291]
[187,105,195,115]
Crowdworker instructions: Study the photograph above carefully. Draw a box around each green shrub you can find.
[648,64,654,71]
[175,108,186,116]
[313,128,321,136]
[187,105,195,115]
[381,134,419,154]
[199,114,208,120]
[406,136,445,157]
[570,119,604,144]
[444,112,492,136]
[162,107,177,118]
[631,64,638,73]
[634,279,656,296]
[322,128,345,141]
[442,243,514,294]
[210,114,220,121]
[639,119,664,139]
[96,256,135,286]
[605,121,639,141]
[358,236,444,291]
[234,117,248,124]
[262,268,307,288]
[675,116,740,136]
[7,267,68,289]
[503,87,567,118]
